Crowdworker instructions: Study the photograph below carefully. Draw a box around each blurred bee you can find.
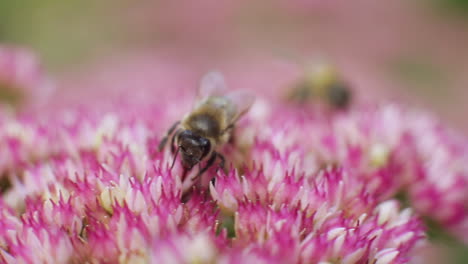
[158,71,254,180]
[288,63,352,109]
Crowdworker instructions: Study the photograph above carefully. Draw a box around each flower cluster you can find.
[0,48,467,263]
[0,46,54,109]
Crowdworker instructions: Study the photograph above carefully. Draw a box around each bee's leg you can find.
[209,152,226,186]
[180,166,189,181]
[196,152,217,178]
[170,129,182,154]
[181,186,195,203]
[222,124,234,135]
[170,146,180,170]
[158,121,180,152]
[228,126,236,144]
[216,152,225,173]
[221,124,237,145]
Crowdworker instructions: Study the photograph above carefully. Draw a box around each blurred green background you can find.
[0,1,467,262]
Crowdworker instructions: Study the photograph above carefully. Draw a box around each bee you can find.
[288,63,352,109]
[158,71,255,181]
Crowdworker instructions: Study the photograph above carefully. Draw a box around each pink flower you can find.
[405,111,468,243]
[0,203,74,263]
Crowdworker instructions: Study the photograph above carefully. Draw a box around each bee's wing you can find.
[195,71,255,125]
[197,71,227,99]
[224,90,255,125]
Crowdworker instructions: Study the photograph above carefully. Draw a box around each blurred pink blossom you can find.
[0,46,54,110]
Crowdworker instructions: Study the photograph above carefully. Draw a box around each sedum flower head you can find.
[0,48,466,263]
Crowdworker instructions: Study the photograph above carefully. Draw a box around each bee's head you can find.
[177,130,211,169]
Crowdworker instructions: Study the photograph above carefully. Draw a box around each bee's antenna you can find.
[170,146,180,170]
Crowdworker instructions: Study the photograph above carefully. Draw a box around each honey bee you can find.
[158,71,255,180]
[288,63,352,109]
